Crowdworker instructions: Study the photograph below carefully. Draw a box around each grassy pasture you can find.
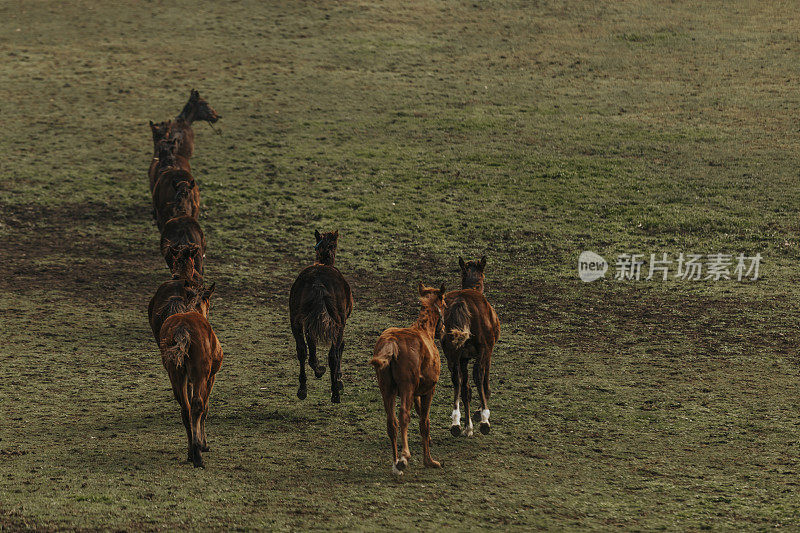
[2,0,800,529]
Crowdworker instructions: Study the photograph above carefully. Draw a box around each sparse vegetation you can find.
[2,0,800,529]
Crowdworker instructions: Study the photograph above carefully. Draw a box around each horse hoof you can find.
[392,464,404,479]
[480,422,491,435]
[331,393,341,404]
[395,457,407,472]
[313,366,326,378]
[297,387,307,400]
[450,425,461,437]
[424,459,441,469]
[336,380,344,391]
[463,426,474,437]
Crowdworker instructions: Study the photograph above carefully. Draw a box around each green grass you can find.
[2,0,800,529]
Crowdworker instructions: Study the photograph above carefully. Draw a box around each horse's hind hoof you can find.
[331,393,341,404]
[395,457,407,472]
[313,366,326,378]
[450,425,461,437]
[480,422,491,435]
[297,386,307,400]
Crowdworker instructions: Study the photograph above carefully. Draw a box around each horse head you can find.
[459,256,486,293]
[314,229,338,266]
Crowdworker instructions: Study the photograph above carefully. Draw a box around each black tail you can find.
[302,283,337,344]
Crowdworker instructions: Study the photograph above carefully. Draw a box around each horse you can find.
[160,219,205,276]
[370,282,446,478]
[148,246,204,342]
[149,136,191,193]
[288,230,353,403]
[170,89,221,159]
[440,256,500,437]
[152,169,200,230]
[159,283,221,468]
[149,120,172,149]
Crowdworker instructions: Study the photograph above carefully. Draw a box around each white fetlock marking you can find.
[451,406,461,427]
[481,408,490,425]
[464,418,474,437]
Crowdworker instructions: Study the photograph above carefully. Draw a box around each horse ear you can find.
[459,257,466,271]
[205,282,216,298]
[439,284,446,297]
[149,120,155,129]
[479,256,487,271]
[333,230,339,239]
[190,89,199,101]
[418,281,425,297]
[315,230,322,242]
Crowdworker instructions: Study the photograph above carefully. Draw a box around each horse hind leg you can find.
[170,373,192,462]
[448,359,462,437]
[474,357,491,435]
[199,374,216,452]
[416,391,440,468]
[328,331,344,403]
[459,358,473,437]
[396,388,413,472]
[292,322,308,400]
[305,330,326,378]
[189,380,208,468]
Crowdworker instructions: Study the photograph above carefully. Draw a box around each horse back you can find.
[290,264,353,322]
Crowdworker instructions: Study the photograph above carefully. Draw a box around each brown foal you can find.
[371,282,446,478]
[159,283,221,468]
[441,256,500,437]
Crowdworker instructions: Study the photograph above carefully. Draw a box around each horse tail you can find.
[446,300,471,349]
[370,340,398,371]
[161,325,191,369]
[302,283,337,344]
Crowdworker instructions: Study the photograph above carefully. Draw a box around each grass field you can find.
[3,0,800,529]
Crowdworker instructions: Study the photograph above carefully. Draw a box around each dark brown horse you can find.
[441,256,500,437]
[160,218,205,276]
[371,283,446,478]
[159,283,221,468]
[170,89,221,159]
[149,136,191,193]
[289,230,353,403]
[152,169,200,230]
[148,246,204,342]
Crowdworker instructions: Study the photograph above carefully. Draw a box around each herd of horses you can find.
[145,91,501,478]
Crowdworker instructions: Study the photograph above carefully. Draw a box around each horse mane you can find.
[162,296,189,318]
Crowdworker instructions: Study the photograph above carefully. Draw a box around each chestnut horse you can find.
[371,282,446,478]
[170,89,221,159]
[159,283,220,468]
[148,246,204,342]
[441,256,500,437]
[289,230,353,403]
[160,218,205,276]
[149,135,191,193]
[152,169,200,230]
